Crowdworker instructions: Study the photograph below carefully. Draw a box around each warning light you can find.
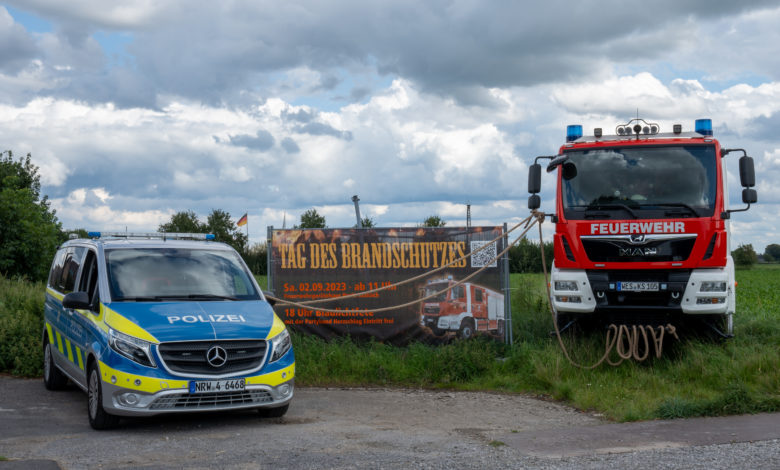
[566,125,583,142]
[695,119,713,136]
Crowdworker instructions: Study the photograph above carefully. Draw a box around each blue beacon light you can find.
[566,124,583,142]
[695,119,713,136]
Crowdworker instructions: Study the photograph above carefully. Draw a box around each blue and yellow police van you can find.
[43,232,294,429]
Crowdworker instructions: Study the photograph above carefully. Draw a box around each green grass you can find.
[290,265,780,421]
[3,266,778,421]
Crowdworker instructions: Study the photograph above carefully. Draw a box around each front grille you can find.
[424,305,440,313]
[157,340,267,376]
[149,390,273,410]
[582,237,696,262]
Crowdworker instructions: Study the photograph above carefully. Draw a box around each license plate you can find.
[189,378,246,394]
[618,282,659,292]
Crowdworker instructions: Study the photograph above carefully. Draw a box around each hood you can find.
[103,300,277,343]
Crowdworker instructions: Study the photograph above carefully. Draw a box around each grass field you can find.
[260,267,780,421]
[2,267,777,422]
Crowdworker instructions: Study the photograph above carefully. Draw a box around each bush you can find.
[732,244,758,268]
[0,276,44,376]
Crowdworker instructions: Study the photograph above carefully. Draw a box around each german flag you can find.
[236,213,248,227]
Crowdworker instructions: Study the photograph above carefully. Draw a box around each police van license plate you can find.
[189,378,246,394]
[617,282,659,292]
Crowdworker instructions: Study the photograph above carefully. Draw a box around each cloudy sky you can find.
[1,0,779,251]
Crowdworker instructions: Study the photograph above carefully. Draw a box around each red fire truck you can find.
[527,118,757,337]
[420,277,505,339]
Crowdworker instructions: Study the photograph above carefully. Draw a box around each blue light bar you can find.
[86,232,215,240]
[695,119,713,136]
[566,124,583,142]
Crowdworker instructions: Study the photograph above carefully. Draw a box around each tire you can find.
[258,403,289,418]
[87,362,120,430]
[43,340,69,391]
[458,319,475,339]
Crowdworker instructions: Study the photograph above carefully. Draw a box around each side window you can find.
[452,285,465,300]
[58,247,86,294]
[48,249,67,288]
[78,250,100,309]
[475,288,483,302]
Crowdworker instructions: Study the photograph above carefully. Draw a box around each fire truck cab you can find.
[528,118,757,336]
[420,277,505,339]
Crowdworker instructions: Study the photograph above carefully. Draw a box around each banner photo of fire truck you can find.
[268,226,508,344]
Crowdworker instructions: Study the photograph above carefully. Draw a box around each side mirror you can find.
[263,291,277,306]
[62,291,90,310]
[546,154,569,173]
[528,163,541,194]
[739,156,755,188]
[742,188,757,204]
[562,162,578,180]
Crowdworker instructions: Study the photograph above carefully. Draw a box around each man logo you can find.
[629,234,647,244]
[619,247,658,256]
[206,345,228,368]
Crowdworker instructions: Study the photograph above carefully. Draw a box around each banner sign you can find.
[269,226,508,343]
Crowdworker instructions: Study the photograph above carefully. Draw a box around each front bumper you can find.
[99,361,295,416]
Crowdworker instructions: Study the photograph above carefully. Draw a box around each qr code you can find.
[470,241,498,268]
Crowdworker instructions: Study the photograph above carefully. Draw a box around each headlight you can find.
[700,281,727,292]
[269,329,292,363]
[109,328,156,368]
[554,281,579,291]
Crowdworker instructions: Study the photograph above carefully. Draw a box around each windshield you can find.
[424,283,449,302]
[562,145,717,219]
[106,248,260,301]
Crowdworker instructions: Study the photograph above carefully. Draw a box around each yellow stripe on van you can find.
[98,361,188,393]
[245,363,295,387]
[46,287,64,301]
[55,331,64,354]
[64,338,74,362]
[45,322,55,344]
[103,306,158,344]
[268,313,287,338]
[75,347,84,370]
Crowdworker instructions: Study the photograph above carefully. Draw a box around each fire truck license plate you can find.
[618,282,659,292]
[189,378,246,394]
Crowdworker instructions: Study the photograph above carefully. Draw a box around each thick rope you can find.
[538,216,679,367]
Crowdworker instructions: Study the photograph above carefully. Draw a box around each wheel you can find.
[43,340,69,390]
[258,404,289,418]
[87,362,119,430]
[458,319,475,339]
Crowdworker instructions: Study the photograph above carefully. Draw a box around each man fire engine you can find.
[528,118,757,336]
[420,276,505,339]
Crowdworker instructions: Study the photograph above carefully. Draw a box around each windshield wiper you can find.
[584,203,639,219]
[114,296,166,302]
[181,294,239,301]
[637,203,700,217]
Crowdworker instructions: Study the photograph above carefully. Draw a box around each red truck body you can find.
[528,119,757,336]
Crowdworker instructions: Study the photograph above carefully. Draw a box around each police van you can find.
[43,232,294,429]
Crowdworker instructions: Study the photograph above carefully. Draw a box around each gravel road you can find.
[0,376,777,469]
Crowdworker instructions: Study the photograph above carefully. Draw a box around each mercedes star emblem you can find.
[206,345,228,368]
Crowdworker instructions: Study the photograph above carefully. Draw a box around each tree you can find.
[360,216,375,228]
[158,210,205,233]
[296,209,326,228]
[764,243,780,262]
[421,215,446,227]
[0,151,62,281]
[206,209,248,253]
[732,244,757,269]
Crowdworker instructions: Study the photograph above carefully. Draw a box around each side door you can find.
[69,249,103,388]
[49,246,88,383]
